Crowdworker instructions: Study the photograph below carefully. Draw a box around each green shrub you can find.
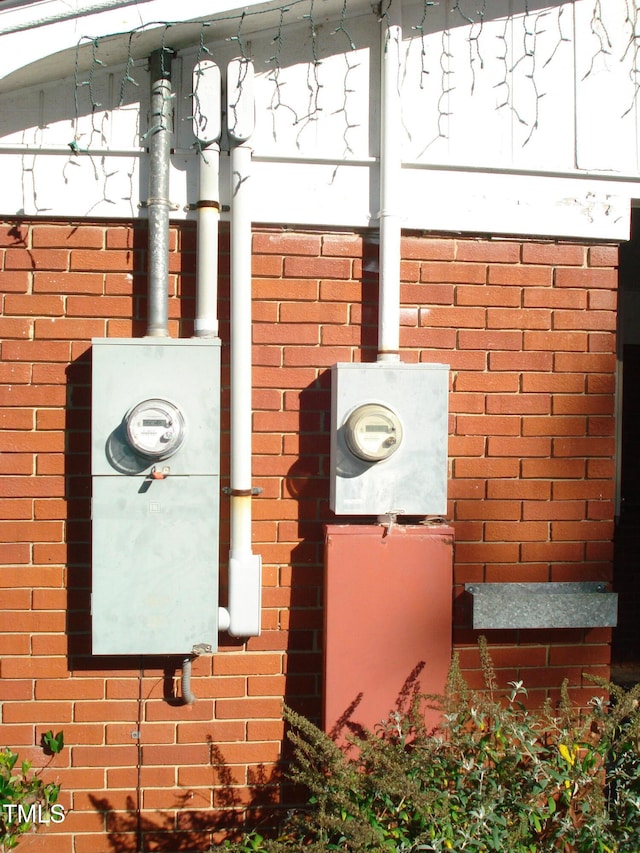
[0,730,64,851]
[221,639,640,852]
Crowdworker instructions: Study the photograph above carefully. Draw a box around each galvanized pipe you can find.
[146,48,173,338]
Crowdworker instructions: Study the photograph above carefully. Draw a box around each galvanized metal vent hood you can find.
[465,583,618,630]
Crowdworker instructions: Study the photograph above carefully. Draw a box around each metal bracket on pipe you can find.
[138,199,181,211]
[223,486,263,496]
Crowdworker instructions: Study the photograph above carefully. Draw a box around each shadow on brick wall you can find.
[89,745,282,850]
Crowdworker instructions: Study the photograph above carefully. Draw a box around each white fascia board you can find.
[400,166,635,243]
[1,148,636,242]
[0,0,371,92]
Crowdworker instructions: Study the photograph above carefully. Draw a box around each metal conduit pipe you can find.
[377,0,403,363]
[180,656,196,705]
[146,48,174,338]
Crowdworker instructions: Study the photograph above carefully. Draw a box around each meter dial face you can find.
[343,403,403,463]
[125,399,186,459]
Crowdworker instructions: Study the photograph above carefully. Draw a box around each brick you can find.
[322,234,363,257]
[486,395,550,414]
[555,268,617,289]
[488,265,552,286]
[0,456,34,475]
[72,746,138,767]
[588,290,617,310]
[551,520,613,541]
[487,480,551,500]
[33,272,103,294]
[66,296,132,317]
[554,353,616,373]
[449,393,484,414]
[455,542,520,563]
[2,341,72,362]
[279,302,347,324]
[522,243,586,265]
[0,271,30,292]
[254,232,321,256]
[454,373,519,392]
[521,373,585,393]
[420,262,487,284]
[283,256,351,279]
[489,351,552,371]
[252,254,283,276]
[588,332,615,353]
[552,395,614,416]
[0,318,31,338]
[402,236,455,260]
[522,501,585,521]
[35,318,106,339]
[520,542,584,562]
[456,241,521,262]
[553,436,615,457]
[521,458,586,478]
[32,225,105,249]
[400,260,420,281]
[588,245,618,267]
[0,656,69,678]
[487,308,551,329]
[403,327,457,349]
[2,699,71,721]
[5,248,68,270]
[256,323,317,346]
[485,521,548,541]
[422,306,485,328]
[553,480,614,500]
[0,521,63,542]
[458,330,522,350]
[524,331,587,352]
[4,295,65,316]
[554,310,616,331]
[523,288,587,308]
[70,249,136,272]
[455,285,521,307]
[487,436,551,456]
[522,416,586,436]
[453,458,519,478]
[457,414,521,435]
[455,500,520,520]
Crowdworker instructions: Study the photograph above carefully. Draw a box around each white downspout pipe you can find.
[191,60,230,632]
[377,0,403,363]
[192,59,222,339]
[226,58,261,637]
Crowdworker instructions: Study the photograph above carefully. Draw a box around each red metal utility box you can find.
[324,523,454,736]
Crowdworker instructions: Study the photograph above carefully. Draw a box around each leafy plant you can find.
[220,639,640,852]
[0,732,65,851]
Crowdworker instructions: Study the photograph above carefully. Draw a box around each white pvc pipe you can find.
[227,134,261,638]
[230,142,253,500]
[194,146,220,337]
[378,1,403,363]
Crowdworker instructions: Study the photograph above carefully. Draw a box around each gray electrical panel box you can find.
[330,362,449,516]
[91,338,220,656]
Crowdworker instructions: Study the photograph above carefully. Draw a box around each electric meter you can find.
[343,403,403,463]
[125,398,186,459]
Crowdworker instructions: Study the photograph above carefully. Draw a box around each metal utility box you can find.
[330,362,449,516]
[91,338,220,656]
[324,523,454,736]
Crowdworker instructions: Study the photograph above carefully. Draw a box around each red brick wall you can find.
[0,220,618,851]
